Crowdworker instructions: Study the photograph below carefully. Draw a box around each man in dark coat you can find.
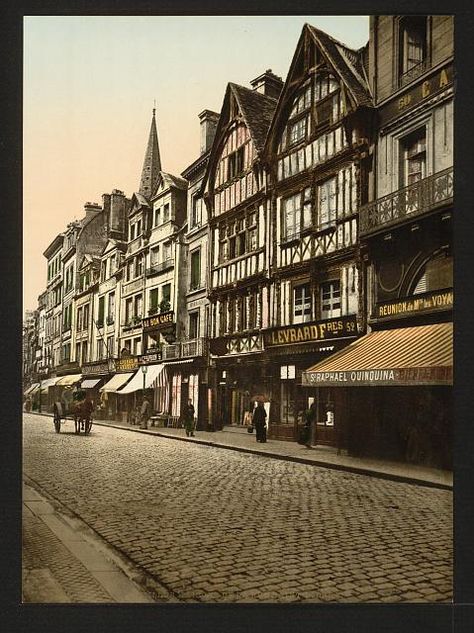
[140,395,151,429]
[253,402,267,443]
[184,399,195,436]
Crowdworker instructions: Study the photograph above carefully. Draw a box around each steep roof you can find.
[139,109,162,199]
[306,24,372,106]
[228,83,279,152]
[157,171,188,192]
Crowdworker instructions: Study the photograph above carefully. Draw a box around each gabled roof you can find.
[153,171,188,196]
[306,25,372,107]
[202,82,278,193]
[130,191,151,211]
[265,23,372,156]
[228,83,279,152]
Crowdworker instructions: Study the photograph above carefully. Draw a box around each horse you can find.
[72,399,94,435]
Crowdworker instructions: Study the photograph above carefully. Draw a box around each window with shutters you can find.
[149,288,159,315]
[97,296,105,326]
[190,249,201,290]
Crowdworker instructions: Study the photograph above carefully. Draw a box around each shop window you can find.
[400,127,426,188]
[293,284,312,324]
[282,188,312,241]
[399,16,428,86]
[189,312,199,340]
[280,381,296,426]
[320,281,341,319]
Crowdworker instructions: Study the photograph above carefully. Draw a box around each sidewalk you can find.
[92,417,453,490]
[22,481,157,603]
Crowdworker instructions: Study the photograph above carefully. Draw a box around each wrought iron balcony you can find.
[181,338,207,358]
[359,168,453,236]
[146,259,174,277]
[162,343,181,360]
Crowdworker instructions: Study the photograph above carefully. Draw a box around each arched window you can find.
[412,252,453,295]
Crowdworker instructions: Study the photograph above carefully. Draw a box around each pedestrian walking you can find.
[184,399,195,437]
[140,395,151,430]
[253,401,267,443]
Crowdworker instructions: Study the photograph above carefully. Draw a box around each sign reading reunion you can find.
[374,289,453,320]
[264,315,358,347]
[302,366,452,386]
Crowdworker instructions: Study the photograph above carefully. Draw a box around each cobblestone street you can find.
[23,413,453,603]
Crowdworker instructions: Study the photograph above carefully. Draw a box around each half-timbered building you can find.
[264,24,374,443]
[203,71,283,429]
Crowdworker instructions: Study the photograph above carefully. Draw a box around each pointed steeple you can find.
[138,107,162,199]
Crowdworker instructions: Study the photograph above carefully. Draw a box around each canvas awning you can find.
[81,378,102,389]
[56,374,82,386]
[100,372,135,393]
[24,383,39,395]
[117,364,166,394]
[40,376,62,390]
[302,323,453,387]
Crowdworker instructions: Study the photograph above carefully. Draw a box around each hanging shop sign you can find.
[373,289,453,321]
[116,357,138,372]
[139,349,163,365]
[82,361,114,376]
[264,315,358,348]
[380,64,453,126]
[142,311,175,333]
[302,366,452,387]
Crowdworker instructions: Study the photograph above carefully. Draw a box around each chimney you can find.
[198,109,220,155]
[109,189,126,236]
[84,201,102,221]
[249,69,283,100]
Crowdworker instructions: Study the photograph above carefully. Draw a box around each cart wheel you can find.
[84,418,93,435]
[53,411,61,433]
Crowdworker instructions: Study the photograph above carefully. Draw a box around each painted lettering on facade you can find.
[302,366,452,386]
[375,289,453,320]
[142,311,175,332]
[264,315,358,347]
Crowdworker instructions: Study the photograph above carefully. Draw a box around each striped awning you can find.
[302,323,453,387]
[100,372,134,393]
[56,374,82,386]
[81,378,102,389]
[24,383,39,395]
[118,364,165,394]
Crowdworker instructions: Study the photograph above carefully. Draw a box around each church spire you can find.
[138,106,161,198]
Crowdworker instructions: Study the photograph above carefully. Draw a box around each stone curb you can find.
[93,421,452,491]
[27,412,452,491]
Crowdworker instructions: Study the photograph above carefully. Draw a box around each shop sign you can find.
[380,64,453,126]
[139,350,162,364]
[142,311,175,332]
[374,289,453,321]
[264,315,358,348]
[302,365,452,386]
[116,357,138,372]
[82,361,113,375]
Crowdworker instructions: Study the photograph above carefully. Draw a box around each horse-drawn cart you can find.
[53,400,93,435]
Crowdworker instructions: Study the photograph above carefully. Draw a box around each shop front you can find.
[263,315,359,443]
[302,322,453,468]
[117,362,167,423]
[99,370,135,421]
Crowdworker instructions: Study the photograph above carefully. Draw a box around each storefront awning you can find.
[40,376,62,389]
[100,372,134,393]
[81,378,102,389]
[302,323,453,387]
[56,374,82,386]
[117,364,165,394]
[24,383,39,395]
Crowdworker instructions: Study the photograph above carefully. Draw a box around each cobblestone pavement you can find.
[23,413,453,603]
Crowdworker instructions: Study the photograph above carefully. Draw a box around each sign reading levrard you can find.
[374,289,453,321]
[142,311,175,332]
[264,315,358,347]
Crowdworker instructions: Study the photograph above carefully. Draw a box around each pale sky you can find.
[23,15,369,312]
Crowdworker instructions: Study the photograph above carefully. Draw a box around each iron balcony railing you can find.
[399,59,429,87]
[145,259,174,277]
[161,337,207,360]
[359,167,453,236]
